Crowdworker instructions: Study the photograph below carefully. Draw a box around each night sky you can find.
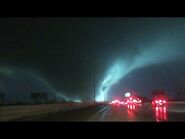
[0,17,185,103]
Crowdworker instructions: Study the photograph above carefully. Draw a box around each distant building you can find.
[31,92,48,104]
[0,93,4,105]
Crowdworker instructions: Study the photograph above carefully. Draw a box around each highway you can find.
[18,102,185,121]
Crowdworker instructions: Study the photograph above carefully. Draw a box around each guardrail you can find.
[0,102,103,121]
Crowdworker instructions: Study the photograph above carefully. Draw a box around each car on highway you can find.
[152,96,167,107]
[152,90,167,107]
[109,99,120,105]
[123,96,142,105]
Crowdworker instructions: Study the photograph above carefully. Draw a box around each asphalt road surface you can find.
[18,103,185,122]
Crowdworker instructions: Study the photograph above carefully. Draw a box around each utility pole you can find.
[93,70,96,103]
[55,92,57,103]
[104,92,105,102]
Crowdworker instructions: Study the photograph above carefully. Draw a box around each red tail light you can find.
[156,107,159,111]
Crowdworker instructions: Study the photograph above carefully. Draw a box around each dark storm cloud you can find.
[1,17,185,100]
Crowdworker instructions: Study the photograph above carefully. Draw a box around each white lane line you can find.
[100,106,111,120]
[88,105,109,121]
[168,109,185,113]
[98,105,109,113]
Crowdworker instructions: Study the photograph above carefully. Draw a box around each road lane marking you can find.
[168,109,185,113]
[88,105,109,121]
[98,105,109,113]
[100,106,111,120]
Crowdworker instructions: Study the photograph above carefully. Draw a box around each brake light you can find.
[133,99,137,103]
[111,99,120,104]
[120,101,124,105]
[163,107,166,112]
[155,100,158,103]
[163,100,166,103]
[156,107,159,111]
